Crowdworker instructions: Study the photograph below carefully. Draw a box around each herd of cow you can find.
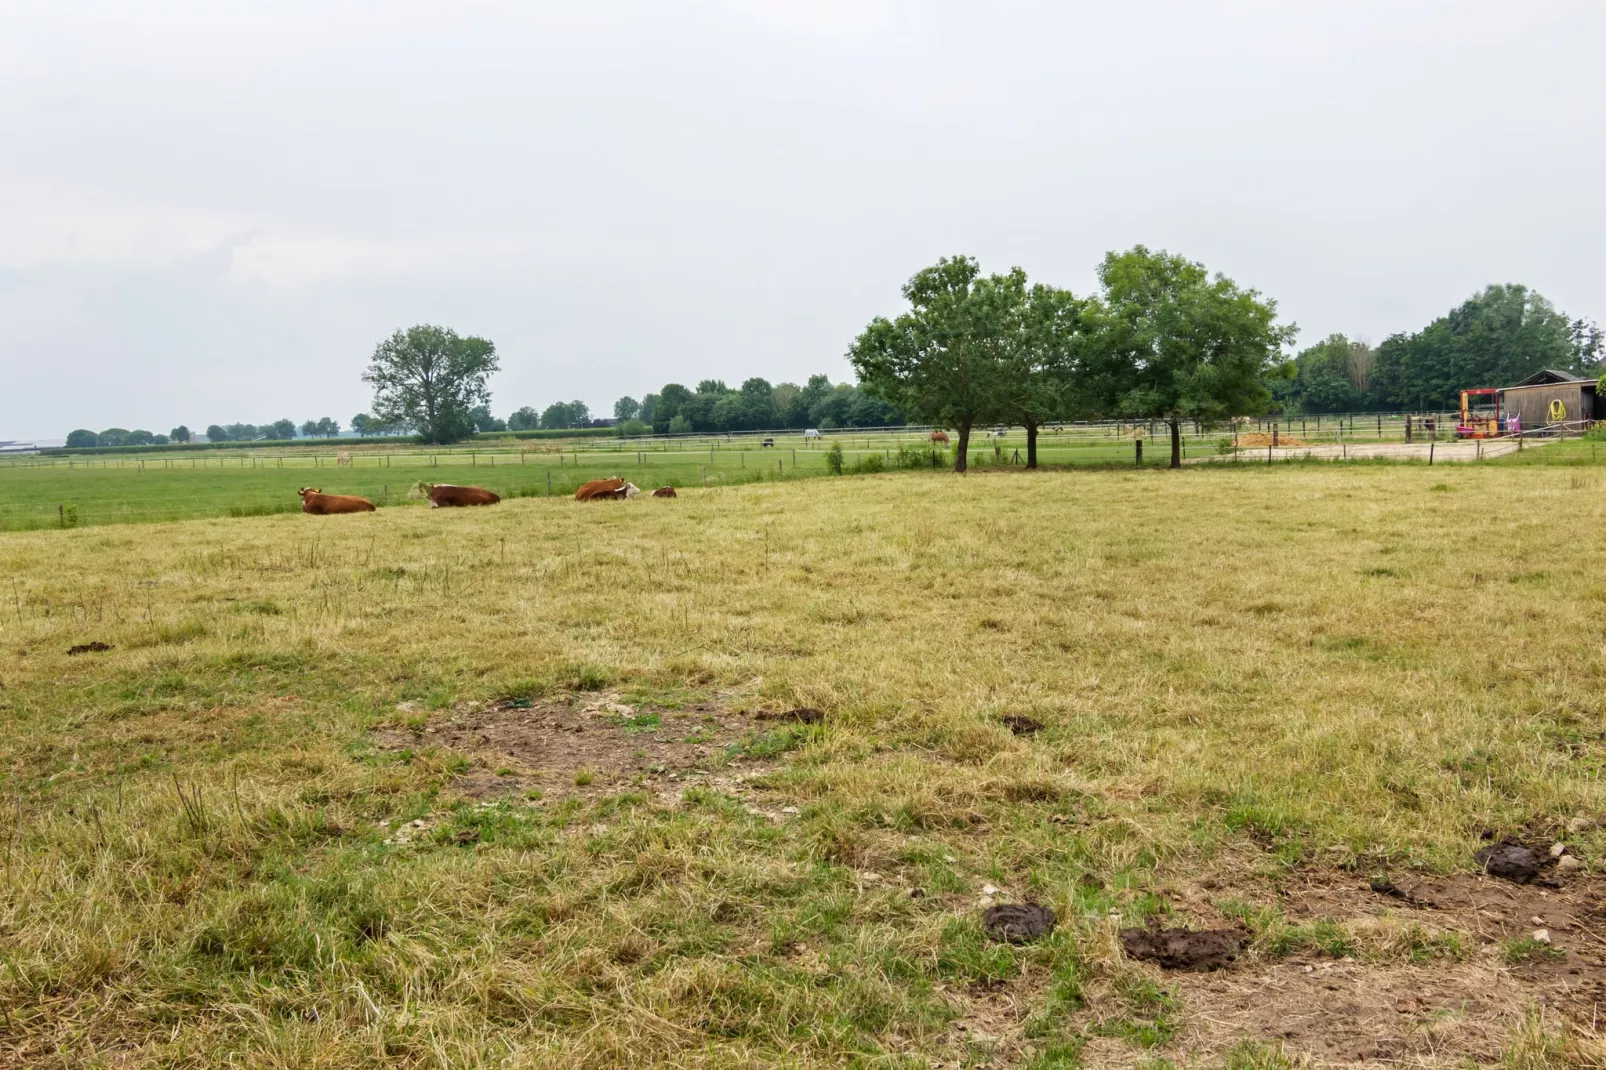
[295,478,677,515]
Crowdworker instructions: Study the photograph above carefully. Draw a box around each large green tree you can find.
[848,256,1017,472]
[362,325,499,445]
[1097,246,1294,468]
[66,429,98,448]
[1002,284,1097,468]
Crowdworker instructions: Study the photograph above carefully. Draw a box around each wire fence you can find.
[2,412,1596,532]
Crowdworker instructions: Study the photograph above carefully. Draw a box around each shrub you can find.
[825,443,845,475]
[853,453,885,474]
[895,445,946,470]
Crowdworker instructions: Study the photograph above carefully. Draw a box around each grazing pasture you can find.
[4,414,1528,532]
[3,466,1606,1066]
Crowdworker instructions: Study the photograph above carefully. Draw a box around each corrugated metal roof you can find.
[1510,369,1589,387]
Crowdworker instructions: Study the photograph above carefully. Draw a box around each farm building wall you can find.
[1500,382,1596,429]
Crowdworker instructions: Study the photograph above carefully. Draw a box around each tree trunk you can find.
[1026,422,1039,469]
[1169,418,1182,469]
[954,422,972,473]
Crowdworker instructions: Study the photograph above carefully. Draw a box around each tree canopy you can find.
[1370,285,1595,411]
[844,248,1294,470]
[299,417,339,438]
[1001,283,1097,467]
[362,325,499,445]
[1099,246,1294,467]
[849,256,1022,471]
[539,401,591,430]
[1271,288,1599,414]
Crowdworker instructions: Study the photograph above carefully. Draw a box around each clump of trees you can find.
[1273,286,1601,414]
[65,428,171,448]
[603,376,899,437]
[197,418,341,442]
[849,248,1294,471]
[300,417,341,438]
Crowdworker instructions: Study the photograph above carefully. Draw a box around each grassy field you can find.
[3,417,1576,532]
[3,464,1606,1066]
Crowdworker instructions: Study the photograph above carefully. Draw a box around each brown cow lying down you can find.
[428,483,500,508]
[652,487,677,498]
[574,477,641,501]
[298,487,375,514]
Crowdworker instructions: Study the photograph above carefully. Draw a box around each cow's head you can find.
[298,487,321,500]
[623,482,641,498]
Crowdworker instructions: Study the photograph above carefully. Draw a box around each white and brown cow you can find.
[574,477,641,501]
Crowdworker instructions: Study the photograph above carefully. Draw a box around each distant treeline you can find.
[1273,285,1602,415]
[63,416,408,450]
[609,377,897,436]
[43,436,388,457]
[470,377,896,436]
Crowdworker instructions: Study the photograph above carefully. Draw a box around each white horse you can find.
[803,428,821,441]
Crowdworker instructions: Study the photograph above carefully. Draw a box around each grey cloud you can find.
[2,0,1601,436]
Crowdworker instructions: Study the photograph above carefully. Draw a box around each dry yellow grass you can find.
[2,466,1605,1066]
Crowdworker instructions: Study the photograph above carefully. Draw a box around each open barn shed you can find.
[1500,369,1601,430]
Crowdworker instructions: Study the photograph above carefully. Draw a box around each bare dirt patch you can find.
[1127,863,1606,1065]
[372,692,787,801]
[1171,959,1519,1064]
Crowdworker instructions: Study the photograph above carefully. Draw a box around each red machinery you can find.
[1457,388,1502,438]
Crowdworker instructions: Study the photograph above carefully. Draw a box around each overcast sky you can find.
[2,1,1602,439]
